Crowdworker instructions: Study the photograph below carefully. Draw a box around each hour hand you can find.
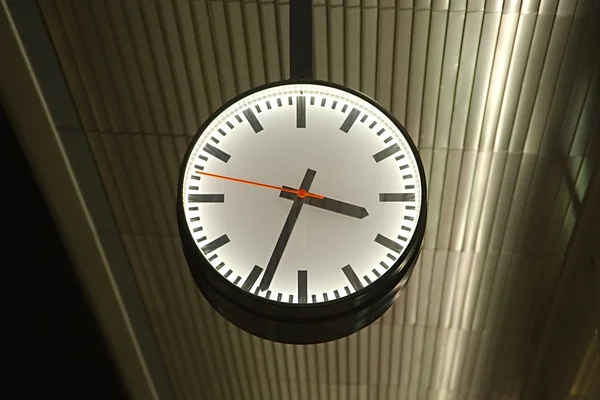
[280,187,369,219]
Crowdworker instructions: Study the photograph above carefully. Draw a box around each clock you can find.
[177,80,426,344]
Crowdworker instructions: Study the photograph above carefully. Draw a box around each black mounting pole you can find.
[289,0,313,80]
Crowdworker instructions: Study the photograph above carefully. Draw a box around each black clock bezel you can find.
[177,79,427,343]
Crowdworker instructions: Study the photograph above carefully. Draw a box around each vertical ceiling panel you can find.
[28,0,600,399]
[420,9,448,149]
[360,7,378,98]
[389,9,412,122]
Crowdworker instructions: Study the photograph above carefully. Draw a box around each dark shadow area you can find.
[1,105,129,400]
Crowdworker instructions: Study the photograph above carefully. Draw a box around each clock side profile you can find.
[177,80,427,344]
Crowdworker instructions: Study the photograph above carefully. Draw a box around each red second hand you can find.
[195,171,324,199]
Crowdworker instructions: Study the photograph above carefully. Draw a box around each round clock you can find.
[177,80,426,344]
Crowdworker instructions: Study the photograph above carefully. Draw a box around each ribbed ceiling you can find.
[34,0,600,398]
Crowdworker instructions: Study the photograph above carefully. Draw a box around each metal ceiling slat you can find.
[493,12,537,152]
[72,0,125,132]
[208,1,238,100]
[276,2,289,80]
[375,7,395,111]
[360,7,378,98]
[53,0,111,131]
[448,11,484,149]
[328,5,344,84]
[420,10,448,149]
[433,10,465,149]
[463,12,502,150]
[173,1,211,125]
[524,16,574,155]
[405,9,430,147]
[120,0,171,134]
[461,152,493,251]
[243,2,268,87]
[345,6,359,89]
[88,0,139,133]
[172,244,224,400]
[137,0,187,135]
[390,9,413,123]
[226,2,252,93]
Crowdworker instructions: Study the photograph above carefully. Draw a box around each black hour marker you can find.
[298,270,307,304]
[360,114,368,123]
[384,137,393,143]
[234,276,241,285]
[198,155,208,161]
[196,236,206,242]
[340,108,360,132]
[188,194,225,203]
[398,235,408,242]
[372,269,381,277]
[192,227,203,232]
[375,233,404,253]
[312,294,317,303]
[226,121,234,129]
[194,164,204,171]
[341,104,348,113]
[387,253,397,261]
[396,155,405,161]
[210,137,219,144]
[216,262,224,270]
[277,293,283,302]
[235,115,242,123]
[266,100,272,109]
[334,290,340,299]
[218,128,227,136]
[364,276,372,284]
[204,143,231,163]
[320,98,326,107]
[401,225,411,231]
[188,186,198,190]
[379,193,415,202]
[224,269,232,278]
[208,254,218,262]
[403,174,413,179]
[190,217,200,222]
[277,98,282,107]
[296,96,306,128]
[201,234,230,254]
[406,205,416,210]
[188,206,198,211]
[255,104,262,113]
[191,175,200,180]
[266,290,272,299]
[344,286,351,295]
[332,100,337,109]
[405,185,415,189]
[288,96,293,105]
[243,108,264,133]
[369,121,377,129]
[323,293,328,301]
[254,286,260,295]
[377,128,385,136]
[373,144,401,163]
[310,96,315,105]
[342,264,363,291]
[399,164,409,170]
[242,265,263,291]
[288,295,293,303]
[404,215,414,221]
[380,261,390,269]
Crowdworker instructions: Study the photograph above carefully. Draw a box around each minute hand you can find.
[280,187,369,219]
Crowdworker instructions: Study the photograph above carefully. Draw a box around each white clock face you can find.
[181,83,423,304]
